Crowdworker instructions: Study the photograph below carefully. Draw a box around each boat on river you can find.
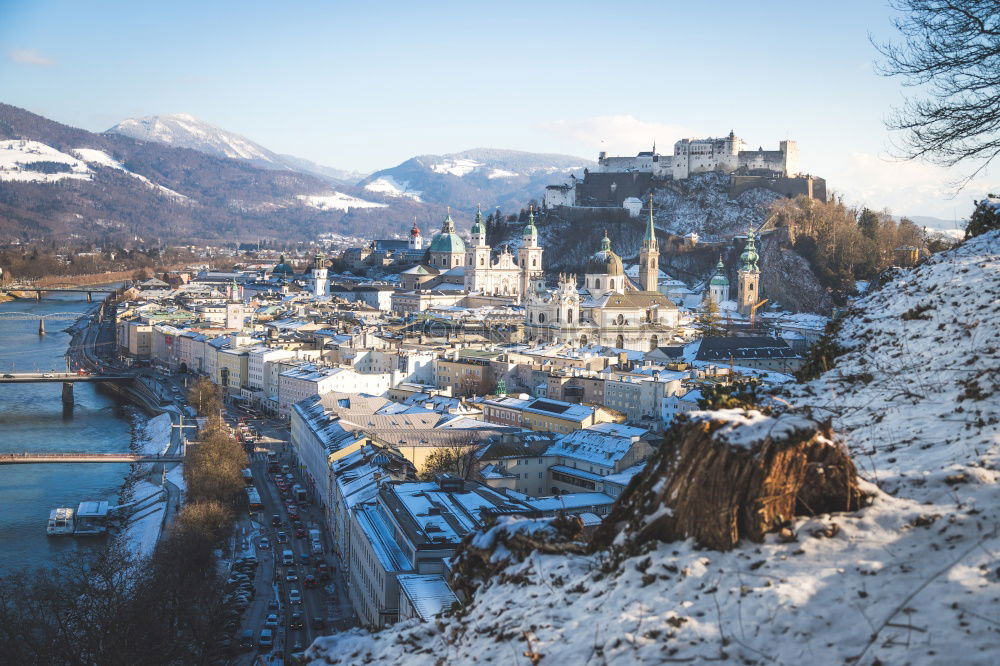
[46,507,75,535]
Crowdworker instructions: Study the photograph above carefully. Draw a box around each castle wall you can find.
[728,175,827,202]
[574,171,655,207]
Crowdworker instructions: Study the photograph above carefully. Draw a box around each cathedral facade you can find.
[464,207,526,298]
[524,209,679,352]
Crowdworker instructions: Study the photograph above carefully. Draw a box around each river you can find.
[0,291,134,572]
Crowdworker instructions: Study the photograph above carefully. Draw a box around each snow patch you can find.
[71,148,188,199]
[486,168,519,179]
[429,158,481,177]
[363,176,423,201]
[296,192,387,212]
[0,140,92,182]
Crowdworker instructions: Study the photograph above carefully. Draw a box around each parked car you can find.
[276,531,288,543]
[2,373,14,379]
[42,373,55,378]
[271,514,281,527]
[289,588,301,604]
[258,537,271,550]
[286,569,298,582]
[264,613,279,628]
[258,629,273,651]
[299,552,310,565]
[303,574,317,589]
[295,527,307,538]
[290,612,304,629]
[312,616,325,630]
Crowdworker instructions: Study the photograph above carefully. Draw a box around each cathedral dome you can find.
[585,231,624,276]
[429,212,466,254]
[272,255,294,275]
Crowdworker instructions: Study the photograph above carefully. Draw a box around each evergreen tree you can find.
[698,296,726,337]
[965,196,1000,239]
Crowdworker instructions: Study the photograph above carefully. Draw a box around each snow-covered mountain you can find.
[305,231,1000,665]
[107,113,364,185]
[358,148,594,211]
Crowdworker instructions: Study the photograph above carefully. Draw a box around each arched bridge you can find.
[0,452,184,465]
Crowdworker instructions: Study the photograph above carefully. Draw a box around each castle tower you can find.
[310,251,328,297]
[408,219,423,250]
[518,208,544,299]
[466,205,492,292]
[736,231,760,316]
[708,255,729,304]
[639,194,659,292]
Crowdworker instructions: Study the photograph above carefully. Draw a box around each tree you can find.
[875,1,1000,181]
[697,296,726,337]
[419,444,480,481]
[965,195,1000,237]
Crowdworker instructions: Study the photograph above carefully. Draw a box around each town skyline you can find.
[0,0,991,220]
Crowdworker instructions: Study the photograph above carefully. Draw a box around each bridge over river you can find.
[0,453,185,465]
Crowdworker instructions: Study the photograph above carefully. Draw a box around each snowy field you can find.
[296,192,387,211]
[116,479,165,560]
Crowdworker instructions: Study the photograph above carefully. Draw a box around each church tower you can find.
[310,252,328,298]
[518,208,545,300]
[639,194,659,292]
[408,219,423,250]
[708,256,729,304]
[466,205,492,292]
[736,230,760,316]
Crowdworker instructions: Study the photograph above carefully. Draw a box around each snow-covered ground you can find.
[429,158,481,177]
[116,479,166,559]
[306,231,1000,665]
[296,192,387,212]
[363,175,423,201]
[0,140,91,182]
[71,148,188,199]
[136,412,172,456]
[165,464,186,494]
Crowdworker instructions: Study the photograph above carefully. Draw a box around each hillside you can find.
[305,231,1000,665]
[108,113,365,185]
[359,148,593,212]
[0,103,424,243]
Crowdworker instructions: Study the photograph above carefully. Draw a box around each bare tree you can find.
[875,1,1000,182]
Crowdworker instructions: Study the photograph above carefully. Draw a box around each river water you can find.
[0,291,133,572]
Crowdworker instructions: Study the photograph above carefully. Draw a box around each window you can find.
[595,279,601,290]
[567,308,573,323]
[538,472,543,479]
[538,313,545,323]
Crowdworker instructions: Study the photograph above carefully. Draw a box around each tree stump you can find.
[591,409,861,552]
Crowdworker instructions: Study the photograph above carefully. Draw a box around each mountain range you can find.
[0,104,590,244]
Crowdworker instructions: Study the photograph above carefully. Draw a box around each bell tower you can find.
[639,193,659,292]
[737,230,760,316]
[466,205,492,293]
[518,208,544,300]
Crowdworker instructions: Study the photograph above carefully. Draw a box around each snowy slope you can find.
[0,139,92,182]
[357,148,593,211]
[108,113,361,184]
[306,232,1000,665]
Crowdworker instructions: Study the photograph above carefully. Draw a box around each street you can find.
[228,408,356,664]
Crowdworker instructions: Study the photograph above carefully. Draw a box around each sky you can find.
[0,0,991,221]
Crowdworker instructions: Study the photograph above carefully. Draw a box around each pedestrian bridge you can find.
[0,372,133,383]
[0,453,184,465]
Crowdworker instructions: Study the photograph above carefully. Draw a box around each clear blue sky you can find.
[0,0,988,220]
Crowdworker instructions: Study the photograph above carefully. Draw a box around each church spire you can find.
[643,193,657,249]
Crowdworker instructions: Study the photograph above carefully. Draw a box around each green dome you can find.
[430,212,466,254]
[471,205,485,236]
[710,259,729,285]
[522,209,538,237]
[740,230,760,272]
[273,254,294,275]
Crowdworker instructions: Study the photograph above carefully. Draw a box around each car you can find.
[288,588,301,604]
[317,563,330,581]
[264,613,279,628]
[276,531,288,543]
[42,373,55,378]
[266,599,279,611]
[2,373,13,379]
[238,629,254,649]
[290,612,304,629]
[299,552,310,565]
[258,537,271,550]
[286,569,298,582]
[303,575,317,589]
[295,527,307,538]
[312,617,325,630]
[271,514,282,527]
[258,629,273,651]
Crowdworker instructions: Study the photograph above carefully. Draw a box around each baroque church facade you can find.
[524,204,681,351]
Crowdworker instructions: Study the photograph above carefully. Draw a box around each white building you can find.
[278,364,393,416]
